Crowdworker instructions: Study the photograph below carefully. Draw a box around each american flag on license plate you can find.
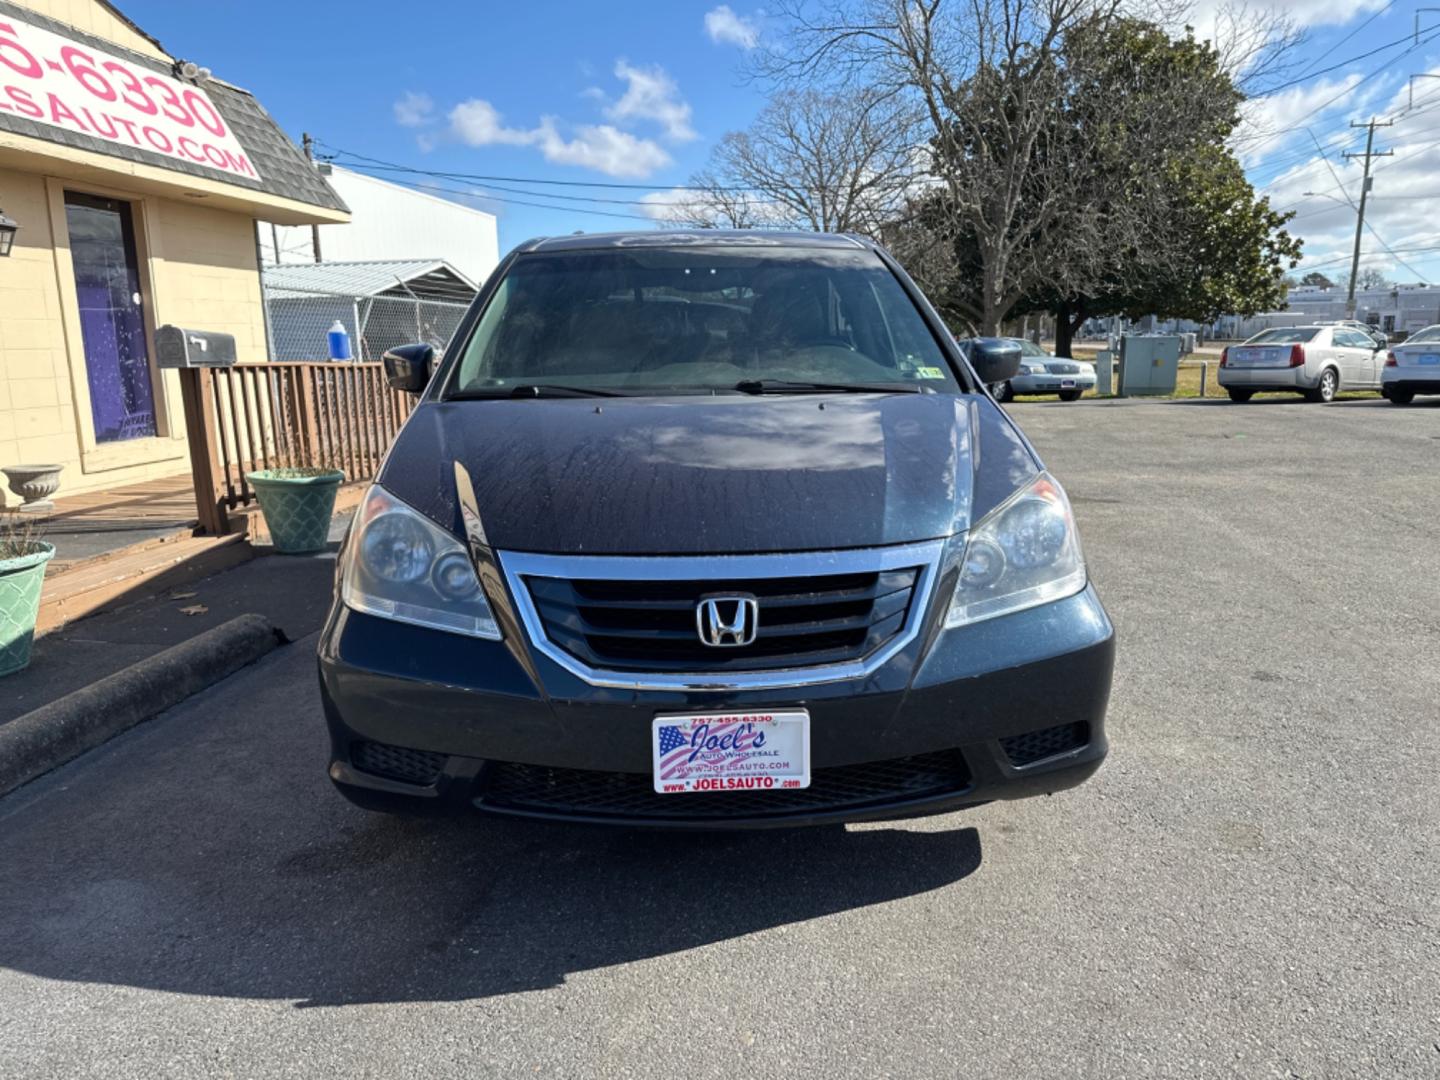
[655,721,755,780]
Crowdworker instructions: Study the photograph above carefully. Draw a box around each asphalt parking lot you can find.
[1,396,1437,1078]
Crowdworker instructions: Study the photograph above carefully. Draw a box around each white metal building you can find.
[260,166,499,284]
[1275,284,1440,336]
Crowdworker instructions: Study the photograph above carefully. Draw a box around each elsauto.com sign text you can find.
[0,14,259,181]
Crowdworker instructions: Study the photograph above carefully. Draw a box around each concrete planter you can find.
[0,542,55,677]
[245,469,345,554]
[2,464,63,513]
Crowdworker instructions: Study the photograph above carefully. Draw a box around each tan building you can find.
[0,0,346,499]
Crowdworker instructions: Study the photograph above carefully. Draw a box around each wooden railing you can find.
[179,362,415,534]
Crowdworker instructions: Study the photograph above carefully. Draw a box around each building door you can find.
[64,192,156,442]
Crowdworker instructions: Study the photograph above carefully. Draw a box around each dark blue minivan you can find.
[318,231,1114,828]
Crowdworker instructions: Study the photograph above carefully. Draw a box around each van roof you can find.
[514,230,875,254]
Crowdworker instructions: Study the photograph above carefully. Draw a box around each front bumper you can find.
[1011,371,1096,394]
[318,582,1115,828]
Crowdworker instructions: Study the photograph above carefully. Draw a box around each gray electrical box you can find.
[155,325,237,368]
[1095,350,1114,396]
[1118,335,1182,396]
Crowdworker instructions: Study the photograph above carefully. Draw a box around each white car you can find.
[1382,324,1440,404]
[990,339,1097,402]
[1219,325,1383,403]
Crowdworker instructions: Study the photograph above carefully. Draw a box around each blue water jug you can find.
[327,320,352,361]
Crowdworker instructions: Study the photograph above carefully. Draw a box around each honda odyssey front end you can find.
[318,231,1114,828]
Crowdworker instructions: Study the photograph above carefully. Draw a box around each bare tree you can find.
[663,170,765,229]
[754,0,1128,333]
[755,0,1282,336]
[661,89,917,233]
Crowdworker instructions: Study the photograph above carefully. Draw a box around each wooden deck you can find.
[31,475,198,534]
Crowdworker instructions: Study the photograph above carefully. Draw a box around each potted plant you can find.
[245,465,346,554]
[0,514,54,676]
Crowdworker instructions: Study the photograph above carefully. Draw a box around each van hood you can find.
[377,393,1038,555]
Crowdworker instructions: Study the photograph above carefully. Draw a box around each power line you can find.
[319,141,756,193]
[1261,2,1401,94]
[350,172,667,222]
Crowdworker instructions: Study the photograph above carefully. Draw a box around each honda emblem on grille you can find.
[696,595,759,647]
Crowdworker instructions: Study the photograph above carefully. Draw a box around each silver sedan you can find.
[991,340,1097,402]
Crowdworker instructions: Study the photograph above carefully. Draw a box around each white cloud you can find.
[392,91,435,128]
[606,61,696,142]
[1186,0,1387,32]
[1235,74,1362,165]
[637,188,695,222]
[442,99,671,178]
[533,120,673,177]
[1260,70,1440,283]
[448,99,535,146]
[705,5,760,48]
[417,59,689,179]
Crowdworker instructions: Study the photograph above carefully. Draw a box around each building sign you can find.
[0,14,259,181]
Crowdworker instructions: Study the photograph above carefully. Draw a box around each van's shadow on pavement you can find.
[0,654,983,1006]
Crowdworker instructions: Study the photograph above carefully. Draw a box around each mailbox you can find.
[155,325,238,368]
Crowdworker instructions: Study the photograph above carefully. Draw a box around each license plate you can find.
[652,711,810,793]
[1061,379,1076,388]
[1419,354,1439,365]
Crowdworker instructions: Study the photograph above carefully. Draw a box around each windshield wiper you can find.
[449,384,629,400]
[732,378,928,395]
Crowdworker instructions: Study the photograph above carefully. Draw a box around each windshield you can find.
[1014,340,1048,357]
[451,247,958,395]
[1247,328,1319,344]
[1406,325,1440,344]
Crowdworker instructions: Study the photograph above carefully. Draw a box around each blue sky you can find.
[124,1,1440,283]
[122,1,769,246]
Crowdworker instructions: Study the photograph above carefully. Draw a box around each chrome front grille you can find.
[1045,362,1081,375]
[500,542,944,690]
[527,568,919,673]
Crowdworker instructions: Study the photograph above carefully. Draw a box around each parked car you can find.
[1002,339,1096,402]
[958,338,1096,401]
[319,230,1114,829]
[1219,325,1383,403]
[1381,323,1440,403]
[1318,319,1388,350]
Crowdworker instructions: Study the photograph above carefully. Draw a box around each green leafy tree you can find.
[885,16,1300,353]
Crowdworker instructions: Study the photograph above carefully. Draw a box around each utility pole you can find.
[1341,119,1393,318]
[302,132,322,264]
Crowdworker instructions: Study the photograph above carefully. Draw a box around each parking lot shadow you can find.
[0,712,983,1006]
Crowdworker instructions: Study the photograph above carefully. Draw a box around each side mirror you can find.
[965,337,1022,386]
[382,343,435,394]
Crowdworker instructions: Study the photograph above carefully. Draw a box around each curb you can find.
[0,614,285,799]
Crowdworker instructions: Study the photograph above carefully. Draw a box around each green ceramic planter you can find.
[246,469,345,554]
[0,541,55,677]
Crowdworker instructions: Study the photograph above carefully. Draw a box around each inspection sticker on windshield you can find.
[915,366,947,379]
[652,712,810,793]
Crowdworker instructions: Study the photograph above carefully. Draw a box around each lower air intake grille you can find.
[478,750,971,820]
[999,722,1089,768]
[352,741,447,786]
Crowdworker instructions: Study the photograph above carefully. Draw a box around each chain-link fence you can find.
[262,286,471,362]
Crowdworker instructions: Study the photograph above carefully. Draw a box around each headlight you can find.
[341,485,501,639]
[945,472,1087,628]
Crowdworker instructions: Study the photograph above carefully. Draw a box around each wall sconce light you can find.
[0,208,18,257]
